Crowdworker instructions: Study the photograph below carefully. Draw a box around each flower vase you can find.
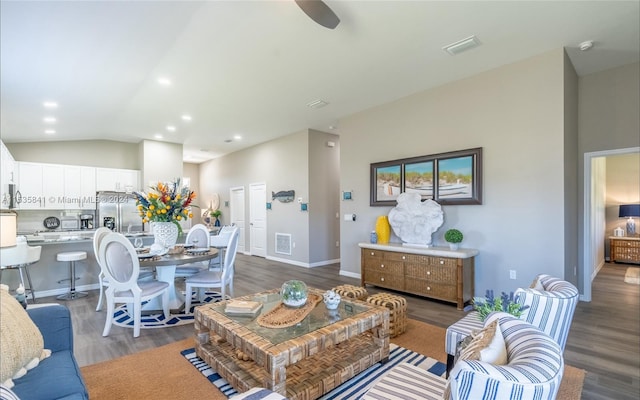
[214,218,221,227]
[375,215,391,244]
[152,222,179,248]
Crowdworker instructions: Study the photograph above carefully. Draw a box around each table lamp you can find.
[1,211,17,248]
[619,204,640,236]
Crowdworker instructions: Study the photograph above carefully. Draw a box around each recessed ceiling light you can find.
[44,129,56,135]
[579,40,594,51]
[306,99,328,109]
[43,101,58,108]
[442,35,481,55]
[181,114,192,121]
[154,133,164,139]
[166,125,176,132]
[157,77,172,86]
[43,117,56,123]
[233,135,242,140]
[200,149,210,152]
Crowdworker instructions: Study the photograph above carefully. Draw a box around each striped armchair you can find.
[365,313,564,400]
[514,274,579,350]
[445,274,578,369]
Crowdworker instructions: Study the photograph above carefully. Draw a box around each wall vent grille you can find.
[275,233,292,255]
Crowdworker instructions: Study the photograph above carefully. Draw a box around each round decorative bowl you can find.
[281,280,308,308]
[323,290,341,310]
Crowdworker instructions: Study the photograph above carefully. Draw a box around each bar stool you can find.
[57,251,88,300]
[0,238,41,303]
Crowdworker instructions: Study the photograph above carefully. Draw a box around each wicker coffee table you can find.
[194,287,390,400]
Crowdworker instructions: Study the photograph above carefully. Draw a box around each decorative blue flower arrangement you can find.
[473,290,529,321]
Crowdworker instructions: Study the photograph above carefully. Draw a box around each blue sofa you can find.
[11,305,88,400]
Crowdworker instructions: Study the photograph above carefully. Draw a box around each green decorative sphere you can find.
[444,229,463,244]
[281,280,308,307]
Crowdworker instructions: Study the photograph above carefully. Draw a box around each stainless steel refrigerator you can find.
[95,191,144,233]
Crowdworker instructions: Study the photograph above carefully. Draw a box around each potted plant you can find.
[444,228,463,250]
[211,209,222,227]
[473,290,529,321]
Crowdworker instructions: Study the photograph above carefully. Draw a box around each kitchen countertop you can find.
[23,226,220,244]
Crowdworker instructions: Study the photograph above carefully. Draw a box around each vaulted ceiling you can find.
[1,1,638,163]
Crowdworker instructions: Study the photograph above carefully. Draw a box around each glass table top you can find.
[208,291,371,345]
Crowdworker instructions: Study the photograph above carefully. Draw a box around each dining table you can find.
[138,247,219,312]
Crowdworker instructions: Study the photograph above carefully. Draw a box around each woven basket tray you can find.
[257,293,322,328]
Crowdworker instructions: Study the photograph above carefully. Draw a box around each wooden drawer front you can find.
[383,252,410,262]
[363,250,384,264]
[613,240,640,248]
[366,271,404,290]
[405,280,456,301]
[365,261,404,276]
[425,256,457,268]
[405,264,455,283]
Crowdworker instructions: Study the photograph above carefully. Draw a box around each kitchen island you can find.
[2,227,219,300]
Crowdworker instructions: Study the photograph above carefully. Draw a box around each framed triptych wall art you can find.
[370,147,482,206]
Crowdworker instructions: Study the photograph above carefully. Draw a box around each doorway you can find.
[249,183,267,257]
[229,186,246,254]
[583,146,640,301]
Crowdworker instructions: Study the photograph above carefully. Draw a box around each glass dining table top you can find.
[208,289,371,345]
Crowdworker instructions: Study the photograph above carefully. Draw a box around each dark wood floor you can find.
[43,255,639,400]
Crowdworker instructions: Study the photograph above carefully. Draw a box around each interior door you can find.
[229,186,246,254]
[249,183,267,257]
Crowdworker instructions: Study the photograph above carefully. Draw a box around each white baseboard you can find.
[339,270,361,279]
[265,256,339,268]
[34,283,100,300]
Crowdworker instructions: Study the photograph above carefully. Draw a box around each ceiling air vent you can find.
[306,99,328,109]
[442,35,480,55]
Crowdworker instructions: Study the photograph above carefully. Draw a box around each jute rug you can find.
[81,319,585,400]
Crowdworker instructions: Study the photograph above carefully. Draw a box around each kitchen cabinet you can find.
[96,168,140,192]
[359,242,477,310]
[64,166,96,210]
[1,140,16,208]
[17,162,64,209]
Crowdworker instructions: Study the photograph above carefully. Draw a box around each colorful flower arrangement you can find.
[134,178,196,228]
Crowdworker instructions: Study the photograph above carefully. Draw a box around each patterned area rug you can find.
[624,267,640,285]
[112,291,223,329]
[181,343,446,399]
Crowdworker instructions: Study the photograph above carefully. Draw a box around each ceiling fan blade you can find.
[295,0,340,29]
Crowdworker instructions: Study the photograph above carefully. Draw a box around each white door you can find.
[230,186,246,254]
[249,183,267,257]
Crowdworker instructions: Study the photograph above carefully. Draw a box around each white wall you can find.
[6,140,139,169]
[140,140,183,189]
[339,49,567,293]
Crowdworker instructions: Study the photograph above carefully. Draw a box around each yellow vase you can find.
[375,215,391,244]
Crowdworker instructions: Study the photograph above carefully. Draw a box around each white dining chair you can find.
[94,228,154,311]
[184,226,239,313]
[99,232,170,338]
[207,225,236,270]
[174,223,212,278]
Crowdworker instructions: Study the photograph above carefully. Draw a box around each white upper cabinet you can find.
[17,162,64,209]
[0,140,16,208]
[96,168,140,192]
[64,165,96,210]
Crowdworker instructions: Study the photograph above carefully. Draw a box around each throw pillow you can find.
[445,319,507,399]
[530,276,545,290]
[0,285,51,389]
[0,384,21,400]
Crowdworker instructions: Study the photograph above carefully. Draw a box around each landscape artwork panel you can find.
[404,160,433,200]
[436,156,473,199]
[375,165,401,202]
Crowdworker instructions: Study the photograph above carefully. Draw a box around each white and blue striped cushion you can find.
[230,387,287,400]
[367,313,563,400]
[515,274,579,350]
[449,312,564,400]
[362,362,446,400]
[446,274,579,357]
